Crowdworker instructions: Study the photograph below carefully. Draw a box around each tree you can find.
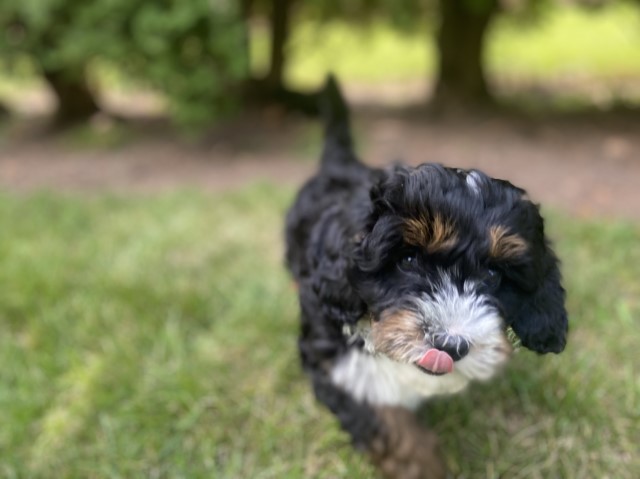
[2,0,101,127]
[0,0,250,127]
[302,0,501,109]
[259,0,546,110]
[433,0,498,109]
[265,0,295,90]
[244,0,321,114]
[123,0,249,125]
[257,0,494,109]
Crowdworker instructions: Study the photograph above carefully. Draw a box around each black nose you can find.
[432,333,470,361]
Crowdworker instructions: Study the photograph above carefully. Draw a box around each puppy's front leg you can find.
[311,373,446,479]
[297,290,446,478]
[368,406,446,479]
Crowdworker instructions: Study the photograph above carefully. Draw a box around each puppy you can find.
[285,76,568,479]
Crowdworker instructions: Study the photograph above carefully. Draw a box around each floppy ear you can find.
[509,203,568,354]
[512,244,568,353]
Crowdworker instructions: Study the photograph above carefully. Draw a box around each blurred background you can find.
[0,0,638,477]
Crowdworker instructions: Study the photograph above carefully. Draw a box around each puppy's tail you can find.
[319,74,357,168]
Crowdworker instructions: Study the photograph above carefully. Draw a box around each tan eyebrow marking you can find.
[489,225,528,259]
[403,214,458,253]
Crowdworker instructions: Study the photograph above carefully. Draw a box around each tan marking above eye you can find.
[489,225,528,259]
[403,214,458,253]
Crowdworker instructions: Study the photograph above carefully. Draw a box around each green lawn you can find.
[1,186,638,478]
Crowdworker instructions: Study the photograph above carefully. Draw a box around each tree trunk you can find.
[266,0,293,91]
[43,69,100,127]
[240,0,254,75]
[0,102,9,119]
[244,0,319,116]
[433,0,498,110]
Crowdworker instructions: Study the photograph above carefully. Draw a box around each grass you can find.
[0,185,638,478]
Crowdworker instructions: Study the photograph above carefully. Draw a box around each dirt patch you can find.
[1,106,639,222]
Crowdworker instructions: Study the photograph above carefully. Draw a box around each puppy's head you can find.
[349,164,567,381]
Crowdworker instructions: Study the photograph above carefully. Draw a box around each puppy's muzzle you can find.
[416,334,471,375]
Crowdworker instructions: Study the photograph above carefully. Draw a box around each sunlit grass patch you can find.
[0,187,638,477]
[249,3,640,90]
[489,4,640,81]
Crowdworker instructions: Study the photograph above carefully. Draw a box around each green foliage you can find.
[125,1,249,125]
[0,0,250,125]
[0,186,638,477]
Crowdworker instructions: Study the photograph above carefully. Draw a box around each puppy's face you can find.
[349,165,567,382]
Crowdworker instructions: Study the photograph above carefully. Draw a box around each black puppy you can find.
[285,76,567,479]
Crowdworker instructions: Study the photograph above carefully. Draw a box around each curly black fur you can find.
[285,75,568,478]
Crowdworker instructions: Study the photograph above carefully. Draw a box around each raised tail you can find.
[319,74,358,169]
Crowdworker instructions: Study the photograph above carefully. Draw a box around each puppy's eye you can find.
[399,252,419,270]
[483,269,502,289]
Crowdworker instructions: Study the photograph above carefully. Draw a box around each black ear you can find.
[509,204,568,354]
[512,245,568,353]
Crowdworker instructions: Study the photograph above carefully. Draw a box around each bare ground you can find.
[1,104,639,222]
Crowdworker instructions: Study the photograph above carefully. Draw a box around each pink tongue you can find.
[418,349,454,374]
